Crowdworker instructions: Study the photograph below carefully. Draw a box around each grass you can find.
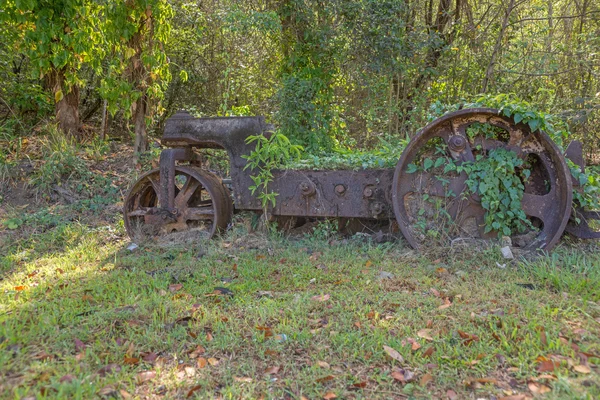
[1,210,599,399]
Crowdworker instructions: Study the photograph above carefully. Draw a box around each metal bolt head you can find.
[335,184,346,194]
[363,187,374,198]
[448,135,467,152]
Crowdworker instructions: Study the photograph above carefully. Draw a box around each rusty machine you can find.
[123,108,600,251]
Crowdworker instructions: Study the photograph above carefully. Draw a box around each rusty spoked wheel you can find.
[392,108,572,251]
[124,166,232,241]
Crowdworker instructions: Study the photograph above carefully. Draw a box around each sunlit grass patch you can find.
[1,219,599,399]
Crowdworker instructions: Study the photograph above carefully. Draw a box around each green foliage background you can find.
[0,0,599,160]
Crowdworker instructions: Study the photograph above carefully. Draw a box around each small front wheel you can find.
[123,167,232,241]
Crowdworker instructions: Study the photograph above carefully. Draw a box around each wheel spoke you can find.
[128,207,150,217]
[521,191,556,224]
[174,178,201,208]
[186,206,215,220]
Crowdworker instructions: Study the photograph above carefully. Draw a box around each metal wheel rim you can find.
[392,108,572,251]
[123,166,231,240]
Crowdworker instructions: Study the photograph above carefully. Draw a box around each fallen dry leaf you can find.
[417,329,434,341]
[207,357,219,366]
[420,373,433,386]
[97,364,121,377]
[136,370,156,384]
[391,370,405,383]
[119,389,132,399]
[59,374,75,383]
[323,392,337,399]
[142,352,158,363]
[197,357,207,368]
[412,342,422,351]
[446,389,458,400]
[422,346,435,358]
[383,345,404,363]
[316,360,330,368]
[14,285,27,291]
[316,375,335,383]
[528,382,551,394]
[438,297,452,309]
[537,360,559,372]
[573,364,591,374]
[311,294,331,302]
[352,381,367,388]
[187,385,202,398]
[124,356,139,365]
[265,366,280,375]
[234,376,253,382]
[169,284,183,292]
[498,396,527,400]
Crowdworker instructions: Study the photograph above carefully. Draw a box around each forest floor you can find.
[1,140,599,400]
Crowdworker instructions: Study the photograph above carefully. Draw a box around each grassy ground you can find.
[0,139,599,399]
[1,209,599,399]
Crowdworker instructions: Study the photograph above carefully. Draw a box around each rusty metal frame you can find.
[125,109,600,248]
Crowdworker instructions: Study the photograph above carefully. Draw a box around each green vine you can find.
[242,131,303,218]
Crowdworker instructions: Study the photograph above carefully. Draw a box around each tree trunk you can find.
[481,0,515,93]
[133,94,148,155]
[49,68,80,138]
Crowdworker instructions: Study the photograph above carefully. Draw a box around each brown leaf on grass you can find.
[573,364,591,374]
[537,360,559,372]
[136,370,156,384]
[187,385,202,398]
[207,357,219,366]
[391,370,405,383]
[383,345,404,363]
[446,389,458,399]
[74,338,85,353]
[234,376,253,383]
[316,375,335,383]
[124,356,139,365]
[412,342,422,351]
[323,392,337,399]
[417,329,434,341]
[27,271,38,278]
[119,389,132,399]
[316,361,330,368]
[438,297,452,310]
[312,294,331,302]
[169,284,183,292]
[352,381,367,388]
[528,382,551,394]
[14,285,27,291]
[265,366,280,375]
[98,385,117,397]
[206,332,214,341]
[142,352,158,363]
[197,357,207,368]
[365,260,373,268]
[430,288,441,298]
[189,345,205,359]
[422,347,435,358]
[59,374,75,383]
[420,373,433,386]
[498,396,527,400]
[536,326,547,346]
[33,351,52,361]
[97,364,121,377]
[309,252,322,262]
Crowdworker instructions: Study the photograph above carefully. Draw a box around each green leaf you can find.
[423,158,434,171]
[406,163,418,174]
[513,113,523,124]
[55,90,64,103]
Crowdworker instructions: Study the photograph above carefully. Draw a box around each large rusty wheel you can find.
[392,108,572,251]
[124,166,232,240]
